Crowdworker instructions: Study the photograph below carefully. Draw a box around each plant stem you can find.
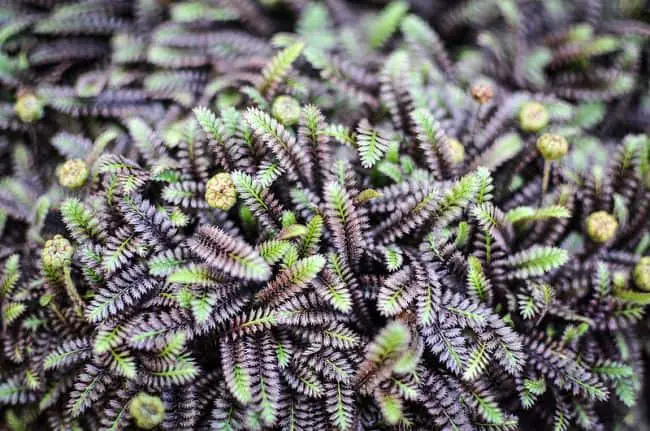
[541,160,551,206]
[63,265,85,317]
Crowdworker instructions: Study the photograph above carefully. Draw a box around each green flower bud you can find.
[585,211,618,243]
[272,95,301,125]
[470,82,493,105]
[536,133,569,161]
[129,392,165,430]
[42,235,74,270]
[633,257,650,292]
[612,270,629,290]
[205,172,237,210]
[446,138,465,165]
[14,91,44,123]
[57,159,89,189]
[518,101,549,133]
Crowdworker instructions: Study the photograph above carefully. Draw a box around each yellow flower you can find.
[272,95,301,125]
[42,235,73,270]
[129,392,165,430]
[205,172,237,210]
[536,134,568,161]
[446,138,465,165]
[14,91,44,123]
[633,257,650,292]
[57,159,89,189]
[585,211,618,243]
[519,102,549,133]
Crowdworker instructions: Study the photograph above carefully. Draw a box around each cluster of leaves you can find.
[0,1,649,431]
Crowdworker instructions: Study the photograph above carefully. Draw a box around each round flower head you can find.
[57,159,89,189]
[585,211,618,243]
[446,138,465,165]
[272,95,301,125]
[205,172,237,210]
[42,235,74,270]
[536,133,568,161]
[470,82,493,105]
[519,101,549,133]
[14,91,44,123]
[633,257,650,292]
[129,392,165,430]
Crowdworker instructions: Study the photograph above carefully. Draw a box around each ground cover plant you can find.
[0,0,649,430]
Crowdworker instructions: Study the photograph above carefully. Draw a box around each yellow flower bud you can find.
[585,211,618,243]
[42,235,74,270]
[633,257,650,292]
[129,392,165,430]
[57,159,89,189]
[446,138,465,165]
[536,133,568,161]
[519,102,549,133]
[205,172,237,210]
[272,95,301,126]
[14,91,44,123]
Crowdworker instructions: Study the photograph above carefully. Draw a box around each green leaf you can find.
[520,378,546,409]
[383,245,403,272]
[463,342,489,381]
[376,161,402,183]
[331,382,353,431]
[592,361,634,380]
[365,321,411,365]
[614,290,650,305]
[357,120,389,168]
[393,346,422,374]
[277,224,308,240]
[506,246,569,279]
[168,265,220,287]
[435,170,479,226]
[506,205,571,224]
[467,256,490,302]
[109,349,136,379]
[472,391,505,425]
[574,102,605,129]
[288,254,326,285]
[368,1,409,48]
[298,215,323,257]
[256,162,283,188]
[191,293,216,325]
[159,332,187,359]
[454,221,470,248]
[232,171,270,211]
[259,42,304,95]
[149,253,186,277]
[94,326,123,355]
[151,356,199,384]
[1,254,20,297]
[193,106,223,141]
[2,302,25,325]
[476,132,523,169]
[230,364,252,404]
[258,240,292,264]
[170,2,237,22]
[60,198,100,241]
[376,392,403,427]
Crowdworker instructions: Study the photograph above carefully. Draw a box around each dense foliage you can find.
[0,1,649,430]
